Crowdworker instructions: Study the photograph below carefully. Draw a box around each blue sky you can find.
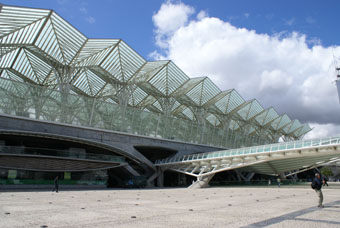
[1,0,340,59]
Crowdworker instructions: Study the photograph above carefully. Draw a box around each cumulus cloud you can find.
[197,10,208,20]
[151,2,340,138]
[152,0,195,48]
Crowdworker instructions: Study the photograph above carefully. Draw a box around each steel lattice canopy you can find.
[0,4,312,142]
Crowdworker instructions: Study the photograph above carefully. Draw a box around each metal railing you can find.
[0,145,125,163]
[155,136,340,165]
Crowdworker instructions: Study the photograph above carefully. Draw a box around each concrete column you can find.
[188,174,215,189]
[146,172,158,187]
[235,170,255,182]
[156,168,164,187]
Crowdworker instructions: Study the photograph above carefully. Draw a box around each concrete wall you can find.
[0,114,223,175]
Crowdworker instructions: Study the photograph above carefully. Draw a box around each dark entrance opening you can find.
[134,145,177,163]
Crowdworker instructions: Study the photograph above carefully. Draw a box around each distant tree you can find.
[321,166,333,177]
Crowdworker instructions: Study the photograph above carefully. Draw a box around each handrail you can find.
[155,136,340,165]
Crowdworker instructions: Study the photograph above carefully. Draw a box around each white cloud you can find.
[304,123,340,139]
[85,16,95,24]
[197,10,208,20]
[260,69,293,91]
[152,0,194,48]
[151,2,340,138]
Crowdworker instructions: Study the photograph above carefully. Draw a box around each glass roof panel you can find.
[294,124,312,137]
[73,69,106,97]
[100,40,146,82]
[247,100,264,120]
[11,49,37,83]
[177,77,221,107]
[263,107,279,125]
[76,39,120,66]
[204,89,231,112]
[0,48,19,68]
[186,77,220,106]
[277,114,292,130]
[283,119,302,134]
[147,61,189,97]
[34,18,64,64]
[237,101,252,120]
[129,86,147,106]
[254,108,269,126]
[226,90,245,113]
[148,66,167,95]
[24,49,52,84]
[0,5,49,40]
[152,100,163,112]
[131,61,168,83]
[48,13,87,64]
[172,77,202,97]
[166,61,190,95]
[271,114,291,130]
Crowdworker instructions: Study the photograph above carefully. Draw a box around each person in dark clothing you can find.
[312,173,325,208]
[322,175,329,187]
[53,176,59,193]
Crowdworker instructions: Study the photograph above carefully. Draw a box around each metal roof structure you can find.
[0,4,311,147]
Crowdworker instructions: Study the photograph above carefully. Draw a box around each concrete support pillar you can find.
[124,165,140,176]
[188,174,215,189]
[156,168,164,187]
[235,170,255,182]
[245,172,255,181]
[235,170,243,181]
[146,168,164,187]
[146,172,158,187]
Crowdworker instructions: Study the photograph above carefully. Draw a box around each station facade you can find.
[0,4,314,187]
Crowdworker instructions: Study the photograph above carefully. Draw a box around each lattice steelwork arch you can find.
[0,4,311,148]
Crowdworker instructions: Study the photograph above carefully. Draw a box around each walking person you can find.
[277,177,280,187]
[53,176,59,193]
[312,173,325,208]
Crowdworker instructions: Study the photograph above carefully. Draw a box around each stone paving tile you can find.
[0,186,339,228]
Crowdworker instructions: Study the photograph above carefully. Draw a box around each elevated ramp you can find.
[155,136,340,179]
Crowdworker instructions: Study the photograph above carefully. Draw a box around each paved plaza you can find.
[0,186,340,228]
